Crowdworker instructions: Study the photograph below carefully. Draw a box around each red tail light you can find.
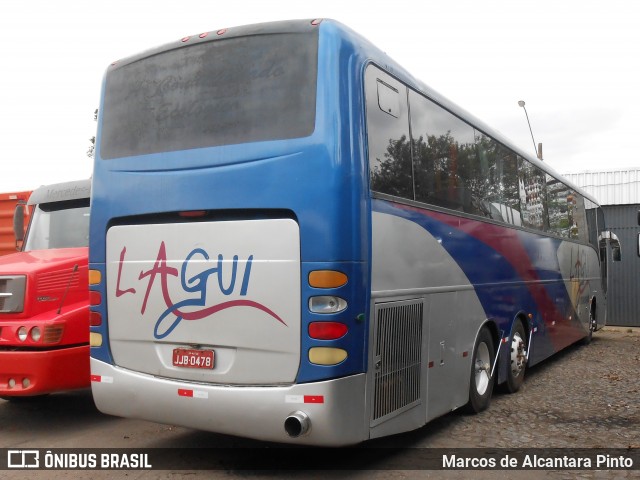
[89,291,101,306]
[90,311,102,327]
[308,322,348,340]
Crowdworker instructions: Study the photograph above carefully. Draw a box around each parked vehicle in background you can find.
[0,179,91,400]
[0,190,31,256]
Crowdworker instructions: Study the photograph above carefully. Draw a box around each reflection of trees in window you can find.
[474,133,521,225]
[369,88,524,226]
[364,65,597,239]
[410,89,488,216]
[370,134,414,199]
[413,131,480,214]
[366,67,412,199]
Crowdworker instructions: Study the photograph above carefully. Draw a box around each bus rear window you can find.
[100,32,318,159]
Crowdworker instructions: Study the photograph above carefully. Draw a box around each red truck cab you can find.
[0,179,90,399]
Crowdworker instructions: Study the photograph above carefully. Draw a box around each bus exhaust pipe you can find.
[284,411,311,438]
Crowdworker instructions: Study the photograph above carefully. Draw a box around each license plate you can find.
[172,348,214,369]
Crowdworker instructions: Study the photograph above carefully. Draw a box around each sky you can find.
[1,0,638,193]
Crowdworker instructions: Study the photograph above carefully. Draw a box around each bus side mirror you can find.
[13,202,26,249]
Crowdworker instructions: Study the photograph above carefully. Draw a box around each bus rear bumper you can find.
[0,345,90,397]
[90,358,368,446]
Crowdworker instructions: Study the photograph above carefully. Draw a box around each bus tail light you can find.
[90,291,102,306]
[17,326,28,342]
[89,270,101,285]
[30,327,41,342]
[308,270,347,288]
[309,322,348,340]
[308,347,347,365]
[90,311,102,327]
[309,296,347,314]
[43,325,65,344]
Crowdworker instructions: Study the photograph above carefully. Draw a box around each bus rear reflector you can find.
[43,325,64,344]
[308,270,347,288]
[90,332,103,347]
[308,347,347,365]
[89,270,101,285]
[308,322,348,340]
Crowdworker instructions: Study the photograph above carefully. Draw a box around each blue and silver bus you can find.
[89,19,620,446]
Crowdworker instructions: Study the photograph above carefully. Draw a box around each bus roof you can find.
[28,179,91,206]
[107,19,318,73]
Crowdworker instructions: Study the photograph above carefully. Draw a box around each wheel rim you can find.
[510,332,526,377]
[474,342,491,395]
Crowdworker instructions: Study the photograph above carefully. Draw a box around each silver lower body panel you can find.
[91,358,367,446]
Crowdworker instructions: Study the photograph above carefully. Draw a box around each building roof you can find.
[562,168,640,206]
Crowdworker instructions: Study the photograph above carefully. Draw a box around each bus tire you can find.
[581,305,596,345]
[465,327,495,413]
[504,319,527,393]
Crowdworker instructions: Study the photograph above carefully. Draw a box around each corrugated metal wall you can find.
[603,204,639,327]
[563,168,640,205]
[562,169,639,327]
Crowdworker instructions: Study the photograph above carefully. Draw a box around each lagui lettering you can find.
[115,242,286,339]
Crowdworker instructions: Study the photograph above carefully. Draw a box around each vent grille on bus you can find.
[371,299,423,423]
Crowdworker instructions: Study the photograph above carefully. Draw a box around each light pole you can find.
[518,100,542,160]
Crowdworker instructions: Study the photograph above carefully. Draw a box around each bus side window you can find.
[365,67,412,200]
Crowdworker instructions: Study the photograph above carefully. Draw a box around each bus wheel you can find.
[465,327,495,413]
[581,306,595,345]
[504,320,527,393]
